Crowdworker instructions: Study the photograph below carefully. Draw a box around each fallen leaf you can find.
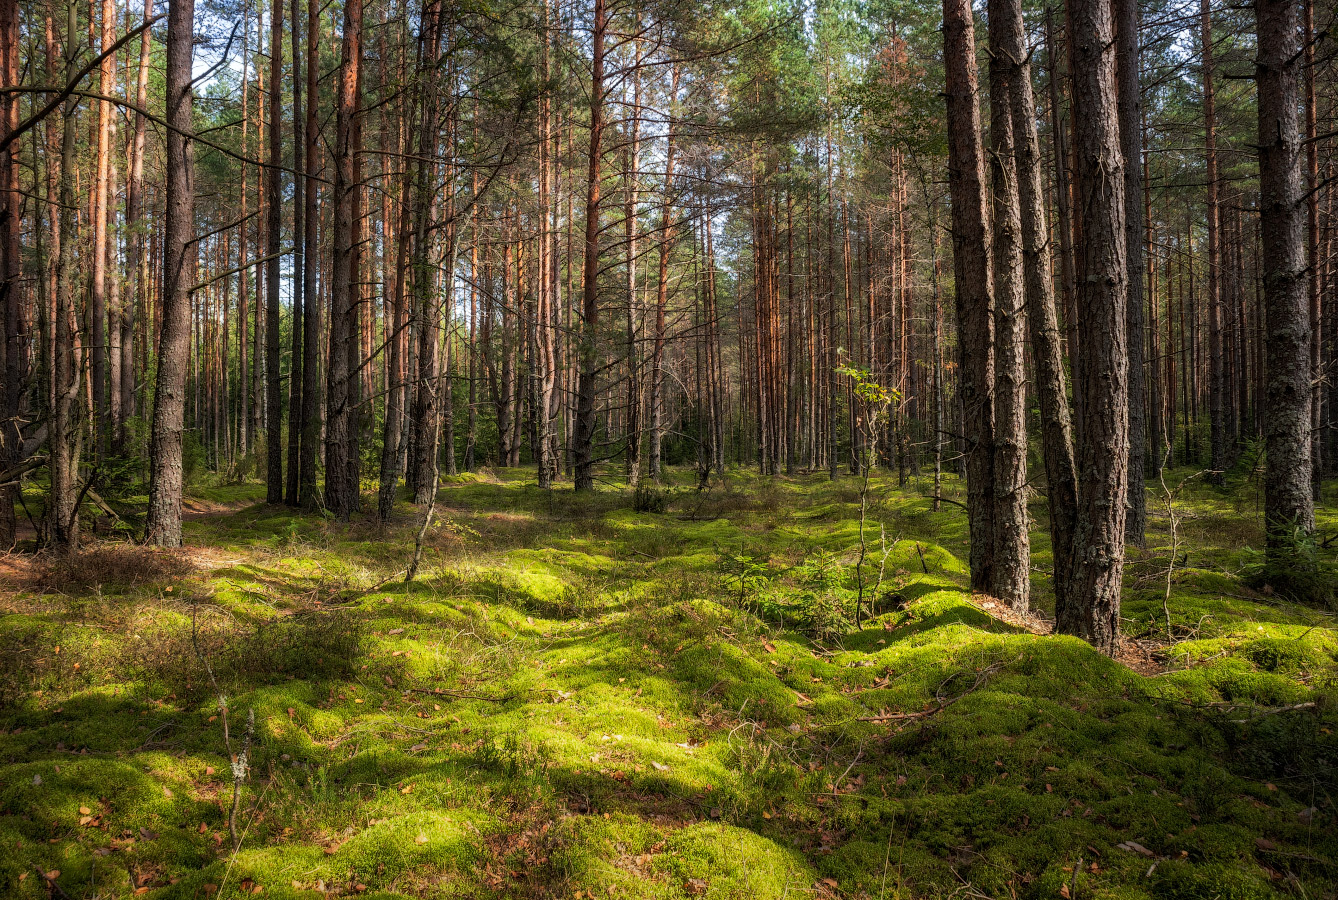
[205,766,215,776]
[652,761,669,772]
[1255,837,1278,851]
[415,834,428,844]
[1059,883,1071,899]
[78,806,91,815]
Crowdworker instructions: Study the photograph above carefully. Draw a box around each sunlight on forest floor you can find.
[2,467,1336,899]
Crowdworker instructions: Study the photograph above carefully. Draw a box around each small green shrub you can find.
[631,482,671,514]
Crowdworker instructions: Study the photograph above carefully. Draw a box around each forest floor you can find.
[1,465,1337,899]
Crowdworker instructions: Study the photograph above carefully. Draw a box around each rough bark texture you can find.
[1304,0,1321,499]
[1256,0,1314,551]
[1115,0,1146,545]
[648,67,680,483]
[408,1,442,505]
[1202,0,1225,482]
[285,0,305,507]
[574,0,607,493]
[0,0,22,548]
[121,0,151,450]
[90,0,112,457]
[987,0,1030,611]
[264,0,284,503]
[326,0,364,519]
[534,0,557,489]
[145,0,195,547]
[942,0,995,592]
[299,0,321,510]
[1059,0,1129,656]
[1013,0,1078,615]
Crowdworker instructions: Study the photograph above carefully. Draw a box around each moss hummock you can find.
[1,467,1335,898]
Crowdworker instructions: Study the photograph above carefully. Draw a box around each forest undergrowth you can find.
[1,465,1336,899]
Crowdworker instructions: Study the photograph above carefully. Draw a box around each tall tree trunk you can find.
[534,0,557,488]
[1045,8,1079,410]
[235,0,250,458]
[987,0,1030,610]
[88,0,113,457]
[264,0,283,502]
[285,0,305,506]
[0,0,22,548]
[574,0,607,492]
[1116,0,1146,544]
[51,6,81,551]
[1202,0,1225,482]
[1146,125,1164,470]
[326,0,364,518]
[649,66,680,482]
[1058,0,1129,656]
[283,0,305,505]
[623,47,643,487]
[1304,0,1321,498]
[1256,0,1314,557]
[145,0,195,546]
[1013,0,1078,613]
[299,0,321,508]
[408,0,442,504]
[942,0,995,592]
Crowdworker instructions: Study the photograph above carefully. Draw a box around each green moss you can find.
[2,467,1336,899]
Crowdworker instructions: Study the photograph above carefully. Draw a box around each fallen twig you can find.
[34,867,73,900]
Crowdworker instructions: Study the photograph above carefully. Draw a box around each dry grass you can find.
[36,544,198,593]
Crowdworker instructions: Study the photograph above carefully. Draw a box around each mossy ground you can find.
[2,465,1336,899]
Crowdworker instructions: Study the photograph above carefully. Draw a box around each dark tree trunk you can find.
[574,0,607,492]
[299,0,321,509]
[987,0,1030,611]
[649,67,680,483]
[1256,0,1314,554]
[1203,0,1225,482]
[1304,0,1321,499]
[264,0,283,503]
[145,0,195,546]
[1058,0,1129,656]
[0,0,22,548]
[285,0,305,506]
[1013,0,1078,613]
[326,0,364,519]
[1116,0,1146,545]
[409,0,442,505]
[942,0,995,592]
